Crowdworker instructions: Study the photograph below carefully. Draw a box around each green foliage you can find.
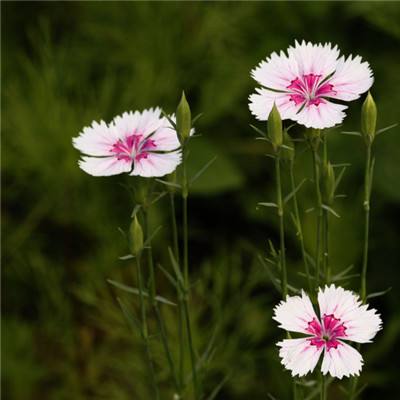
[3,2,400,399]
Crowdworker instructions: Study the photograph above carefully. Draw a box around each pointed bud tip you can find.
[176,91,191,141]
[361,91,377,144]
[268,103,283,151]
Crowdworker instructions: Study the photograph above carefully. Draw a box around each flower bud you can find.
[281,130,295,162]
[129,215,143,256]
[268,103,283,152]
[176,91,191,142]
[361,92,377,144]
[322,162,335,206]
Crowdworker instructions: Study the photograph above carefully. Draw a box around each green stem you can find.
[290,160,312,292]
[275,154,287,298]
[170,192,180,265]
[320,373,327,400]
[181,145,200,399]
[144,209,179,392]
[322,136,330,284]
[169,191,185,391]
[322,209,329,284]
[361,143,372,302]
[136,255,159,400]
[311,147,323,287]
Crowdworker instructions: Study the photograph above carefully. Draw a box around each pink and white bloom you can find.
[249,41,373,129]
[273,285,382,379]
[73,108,181,177]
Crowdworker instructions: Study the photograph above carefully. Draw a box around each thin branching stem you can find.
[181,144,200,399]
[320,373,327,400]
[322,136,330,284]
[290,160,312,292]
[361,143,372,302]
[169,191,185,391]
[144,209,179,392]
[311,144,323,287]
[275,153,287,298]
[136,254,159,400]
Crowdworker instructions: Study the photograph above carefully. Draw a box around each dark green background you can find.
[3,2,400,399]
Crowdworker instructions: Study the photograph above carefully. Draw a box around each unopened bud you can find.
[268,103,283,152]
[361,92,377,144]
[281,130,295,161]
[176,91,191,142]
[129,215,143,256]
[322,162,335,206]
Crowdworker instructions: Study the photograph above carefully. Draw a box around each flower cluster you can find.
[249,40,373,129]
[273,285,382,379]
[73,108,181,177]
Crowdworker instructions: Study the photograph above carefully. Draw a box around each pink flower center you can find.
[307,314,347,351]
[110,134,157,162]
[287,74,336,107]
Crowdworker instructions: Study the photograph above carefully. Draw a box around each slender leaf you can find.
[190,156,217,185]
[376,123,398,135]
[284,178,306,204]
[367,287,392,299]
[322,204,341,218]
[108,279,177,306]
[119,254,135,260]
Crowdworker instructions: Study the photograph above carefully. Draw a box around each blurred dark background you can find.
[2,2,400,399]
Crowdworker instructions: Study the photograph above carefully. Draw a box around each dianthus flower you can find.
[249,41,373,129]
[73,108,181,177]
[273,285,382,378]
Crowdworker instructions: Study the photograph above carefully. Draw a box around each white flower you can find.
[73,108,181,177]
[273,285,382,379]
[249,40,373,129]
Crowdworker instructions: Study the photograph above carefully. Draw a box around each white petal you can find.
[78,156,132,176]
[112,108,164,139]
[151,126,181,152]
[294,101,347,129]
[130,151,182,178]
[251,50,299,90]
[287,40,340,76]
[73,120,119,156]
[318,284,382,343]
[273,291,319,334]
[328,55,373,101]
[277,338,323,377]
[249,88,298,121]
[321,341,363,379]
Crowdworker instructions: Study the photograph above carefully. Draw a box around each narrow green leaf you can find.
[258,202,278,208]
[108,280,176,306]
[334,166,347,191]
[322,204,341,218]
[117,297,142,335]
[190,156,217,185]
[156,179,182,189]
[168,247,184,287]
[284,178,306,204]
[150,191,167,205]
[130,204,142,218]
[157,263,178,288]
[258,254,281,294]
[207,373,232,400]
[119,254,135,260]
[376,123,398,135]
[340,131,362,136]
[367,287,392,299]
[143,225,162,248]
[191,112,203,126]
[161,110,177,129]
[250,124,268,138]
